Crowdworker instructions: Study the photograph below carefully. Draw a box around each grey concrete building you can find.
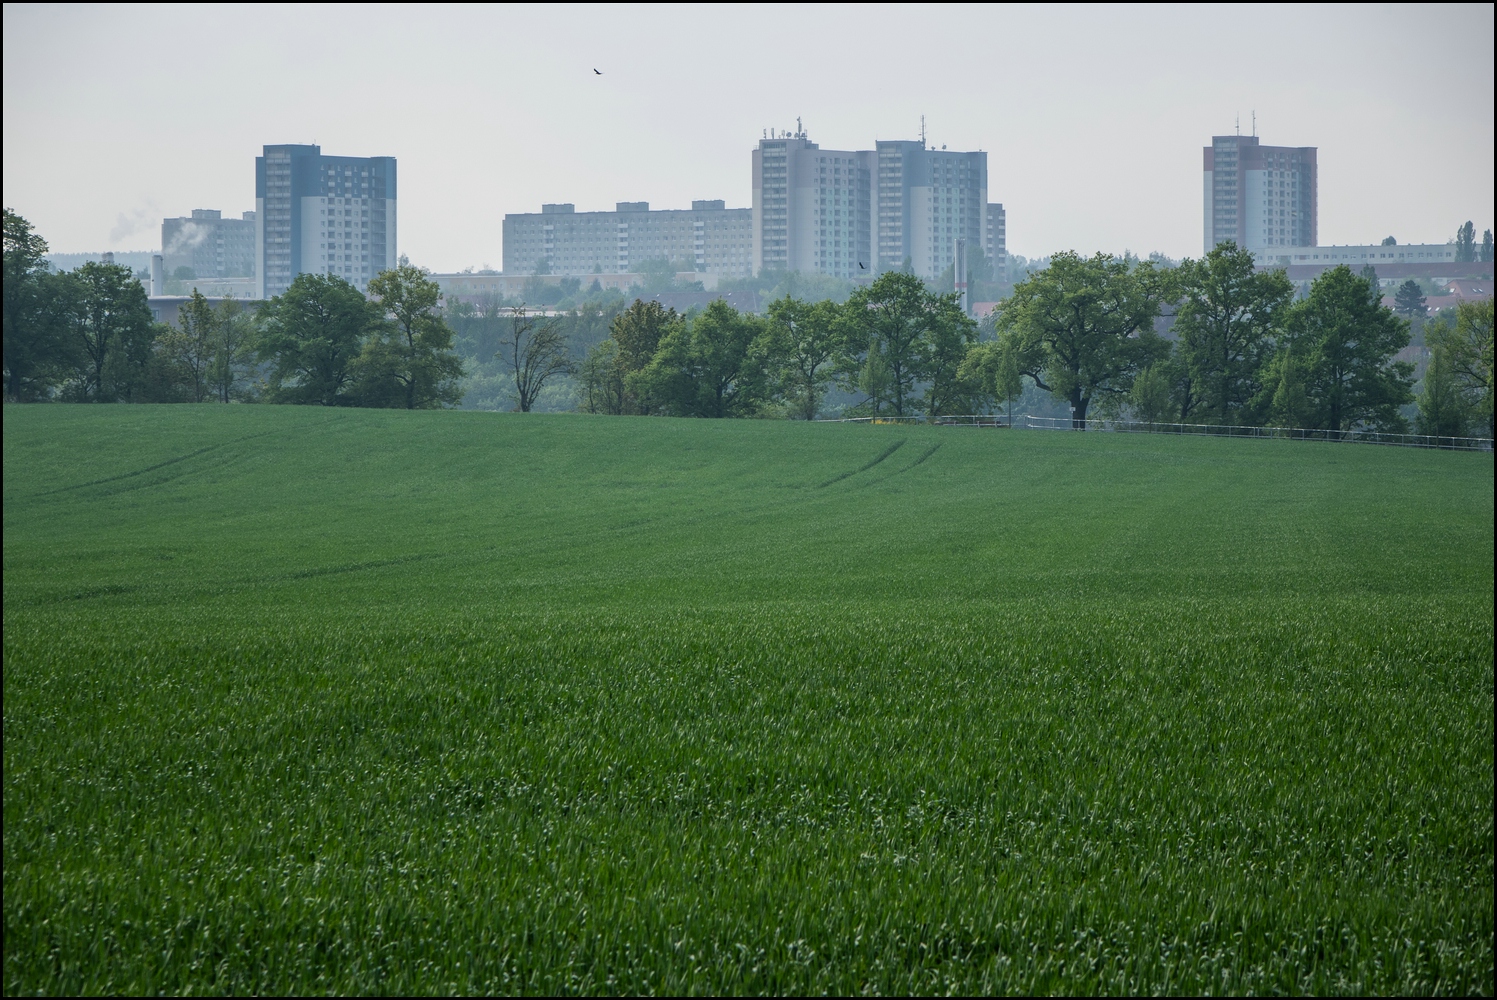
[985,202,1007,275]
[1204,134,1317,254]
[749,128,991,282]
[752,130,875,279]
[502,200,753,277]
[255,143,397,299]
[161,209,256,281]
[874,140,988,280]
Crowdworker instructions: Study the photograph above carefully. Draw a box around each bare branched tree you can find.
[499,306,574,412]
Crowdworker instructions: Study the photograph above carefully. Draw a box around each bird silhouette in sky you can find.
[859,261,866,269]
[593,68,602,75]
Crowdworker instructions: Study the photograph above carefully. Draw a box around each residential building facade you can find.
[1203,134,1317,254]
[752,132,875,279]
[501,200,753,277]
[747,130,991,282]
[255,144,397,299]
[874,140,988,280]
[161,209,256,280]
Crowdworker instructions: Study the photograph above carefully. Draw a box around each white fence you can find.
[823,414,1494,452]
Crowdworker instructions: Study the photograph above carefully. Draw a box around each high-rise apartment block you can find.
[255,144,397,299]
[873,140,989,279]
[749,130,998,282]
[1203,135,1316,254]
[161,209,256,280]
[502,200,753,277]
[752,133,875,279]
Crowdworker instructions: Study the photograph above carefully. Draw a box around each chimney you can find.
[151,254,164,296]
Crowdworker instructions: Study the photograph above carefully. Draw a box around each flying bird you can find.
[859,261,866,269]
[594,68,602,75]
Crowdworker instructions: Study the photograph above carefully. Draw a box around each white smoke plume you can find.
[164,221,210,256]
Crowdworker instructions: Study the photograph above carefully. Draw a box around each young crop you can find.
[4,406,1492,993]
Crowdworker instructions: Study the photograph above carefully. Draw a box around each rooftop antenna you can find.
[920,114,926,147]
[1252,109,1257,137]
[1235,114,1240,136]
[796,116,802,137]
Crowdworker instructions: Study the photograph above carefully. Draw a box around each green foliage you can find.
[1482,229,1494,263]
[633,257,703,295]
[67,259,155,401]
[3,208,70,401]
[496,306,574,413]
[1417,344,1470,437]
[1172,243,1293,424]
[577,337,625,415]
[1129,363,1174,425]
[2,407,1492,994]
[359,265,464,409]
[256,273,383,406]
[764,296,847,420]
[843,271,950,417]
[1285,266,1414,432]
[1393,279,1427,322]
[1428,299,1495,436]
[1454,220,1476,262]
[207,297,259,403]
[998,251,1171,427]
[635,299,767,417]
[156,290,217,403]
[1266,346,1312,429]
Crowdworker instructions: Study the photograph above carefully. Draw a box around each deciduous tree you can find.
[843,271,933,417]
[69,260,153,401]
[158,290,216,403]
[636,299,766,418]
[1454,221,1476,262]
[361,265,464,409]
[497,306,573,412]
[3,209,70,400]
[998,251,1171,428]
[1172,243,1293,424]
[1285,265,1414,432]
[609,298,681,414]
[256,273,379,406]
[1416,344,1469,437]
[765,296,845,420]
[1428,299,1493,435]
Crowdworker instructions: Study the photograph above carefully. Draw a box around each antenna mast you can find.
[1252,110,1256,137]
[920,114,926,147]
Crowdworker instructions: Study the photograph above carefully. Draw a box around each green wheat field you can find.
[4,406,1492,995]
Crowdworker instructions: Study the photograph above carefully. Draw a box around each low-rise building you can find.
[162,209,256,282]
[502,201,753,278]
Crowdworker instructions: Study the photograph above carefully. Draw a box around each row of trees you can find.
[7,206,1492,436]
[4,209,466,407]
[977,244,1421,432]
[558,242,1490,435]
[568,272,974,419]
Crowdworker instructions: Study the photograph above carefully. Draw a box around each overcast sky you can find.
[4,3,1493,270]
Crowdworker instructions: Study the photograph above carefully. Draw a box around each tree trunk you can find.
[1071,390,1089,430]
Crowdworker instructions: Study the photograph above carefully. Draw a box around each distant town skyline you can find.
[3,4,1492,270]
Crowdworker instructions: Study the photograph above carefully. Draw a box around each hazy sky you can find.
[4,3,1493,270]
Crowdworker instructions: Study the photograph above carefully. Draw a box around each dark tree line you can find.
[4,209,464,408]
[574,271,977,419]
[9,205,1488,435]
